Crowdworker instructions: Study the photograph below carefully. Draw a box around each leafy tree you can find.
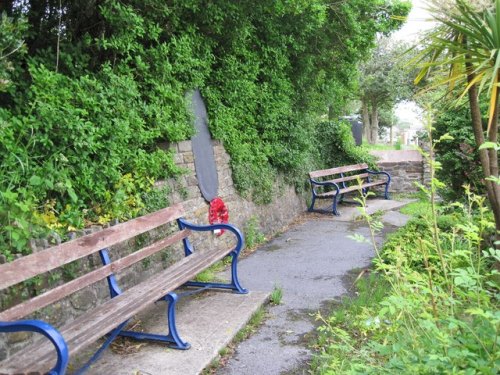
[359,38,416,144]
[377,105,398,142]
[414,0,500,238]
[433,103,485,200]
[0,12,26,92]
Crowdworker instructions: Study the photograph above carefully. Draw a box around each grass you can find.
[399,198,432,217]
[194,256,231,282]
[194,269,216,283]
[269,284,283,305]
[244,216,266,249]
[202,307,266,374]
[362,143,398,151]
[310,271,390,373]
[388,191,420,201]
[328,271,387,325]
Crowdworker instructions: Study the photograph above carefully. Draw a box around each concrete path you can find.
[81,291,268,375]
[216,200,410,375]
[80,199,410,375]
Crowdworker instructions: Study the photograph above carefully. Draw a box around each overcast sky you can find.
[392,0,434,131]
[392,0,435,43]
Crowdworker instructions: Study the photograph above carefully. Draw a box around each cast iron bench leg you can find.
[164,293,190,349]
[98,248,190,351]
[308,194,317,212]
[116,293,191,350]
[74,320,129,375]
[182,251,248,294]
[332,194,340,216]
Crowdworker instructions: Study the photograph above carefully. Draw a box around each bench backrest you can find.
[0,203,188,321]
[309,163,368,179]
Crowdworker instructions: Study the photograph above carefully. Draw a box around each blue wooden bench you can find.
[0,203,247,375]
[308,163,391,215]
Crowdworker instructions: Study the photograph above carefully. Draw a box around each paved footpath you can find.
[81,199,410,375]
[216,200,410,375]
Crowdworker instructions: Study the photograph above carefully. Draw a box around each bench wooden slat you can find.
[322,173,370,185]
[6,245,232,374]
[0,203,184,290]
[309,163,368,178]
[0,229,191,322]
[316,180,387,197]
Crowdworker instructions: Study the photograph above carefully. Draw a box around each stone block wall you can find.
[377,160,424,193]
[370,150,429,193]
[166,139,305,236]
[0,139,306,363]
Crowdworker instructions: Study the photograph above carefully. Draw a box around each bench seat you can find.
[314,180,388,198]
[3,245,232,374]
[308,163,391,215]
[0,203,247,375]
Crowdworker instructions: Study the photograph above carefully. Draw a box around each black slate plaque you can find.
[189,89,219,202]
[350,118,363,146]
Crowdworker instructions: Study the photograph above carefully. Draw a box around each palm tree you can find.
[415,0,500,240]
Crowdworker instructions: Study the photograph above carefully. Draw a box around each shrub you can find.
[314,120,376,170]
[314,192,499,374]
[312,121,499,373]
[433,104,485,200]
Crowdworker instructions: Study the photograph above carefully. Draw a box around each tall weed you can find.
[313,113,499,374]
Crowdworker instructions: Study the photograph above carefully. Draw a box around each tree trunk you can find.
[466,69,500,243]
[390,124,394,145]
[361,100,371,143]
[370,104,379,144]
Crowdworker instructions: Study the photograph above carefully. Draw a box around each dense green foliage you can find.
[0,0,409,258]
[433,104,485,201]
[313,194,499,373]
[413,0,500,235]
[315,120,376,169]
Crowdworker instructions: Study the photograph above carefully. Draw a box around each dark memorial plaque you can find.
[349,118,363,146]
[189,89,219,202]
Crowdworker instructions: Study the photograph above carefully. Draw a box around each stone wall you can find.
[166,139,305,235]
[0,139,306,363]
[370,150,429,193]
[377,160,424,193]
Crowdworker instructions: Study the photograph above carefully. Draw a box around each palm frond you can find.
[415,0,500,114]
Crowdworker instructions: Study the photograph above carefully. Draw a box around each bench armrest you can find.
[177,218,244,257]
[366,169,390,181]
[0,320,69,375]
[310,178,340,188]
[309,178,340,195]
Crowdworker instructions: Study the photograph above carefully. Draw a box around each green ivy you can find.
[315,120,376,170]
[0,0,409,257]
